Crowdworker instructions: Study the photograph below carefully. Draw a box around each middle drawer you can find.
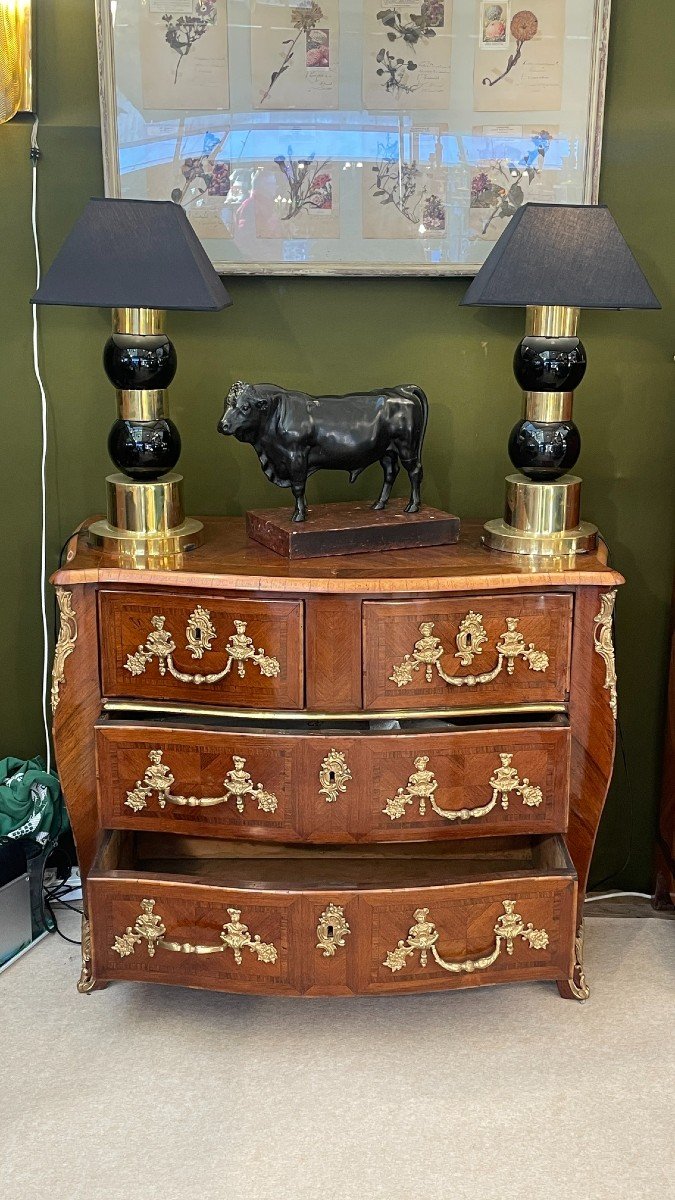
[96,717,570,843]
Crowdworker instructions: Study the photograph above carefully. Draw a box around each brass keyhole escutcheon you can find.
[316,904,350,957]
[318,750,352,804]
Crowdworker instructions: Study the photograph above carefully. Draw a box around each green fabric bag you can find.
[0,756,68,845]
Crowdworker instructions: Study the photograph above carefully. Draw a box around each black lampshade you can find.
[31,198,232,311]
[461,203,660,310]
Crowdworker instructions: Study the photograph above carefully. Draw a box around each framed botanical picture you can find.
[95,0,611,275]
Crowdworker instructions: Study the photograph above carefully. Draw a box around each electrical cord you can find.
[43,848,83,945]
[585,891,651,903]
[30,115,51,775]
[44,896,82,945]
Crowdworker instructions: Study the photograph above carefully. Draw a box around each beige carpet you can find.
[1,911,673,1200]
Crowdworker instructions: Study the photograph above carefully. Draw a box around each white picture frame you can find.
[95,0,611,276]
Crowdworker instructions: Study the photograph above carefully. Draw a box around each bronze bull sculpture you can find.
[218,381,428,522]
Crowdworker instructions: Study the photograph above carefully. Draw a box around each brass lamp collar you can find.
[113,308,165,336]
[526,305,580,338]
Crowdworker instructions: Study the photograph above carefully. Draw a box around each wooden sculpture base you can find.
[246,499,460,559]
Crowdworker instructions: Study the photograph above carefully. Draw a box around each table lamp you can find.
[32,197,232,558]
[461,203,660,555]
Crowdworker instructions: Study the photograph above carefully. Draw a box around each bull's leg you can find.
[373,453,400,511]
[402,458,423,513]
[290,480,308,522]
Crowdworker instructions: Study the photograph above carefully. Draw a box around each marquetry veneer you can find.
[51,517,623,1001]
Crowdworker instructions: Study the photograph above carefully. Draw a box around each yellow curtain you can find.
[0,3,29,124]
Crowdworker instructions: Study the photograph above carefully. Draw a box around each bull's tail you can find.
[402,383,429,455]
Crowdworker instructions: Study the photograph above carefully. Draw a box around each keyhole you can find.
[326,924,334,940]
[328,771,336,784]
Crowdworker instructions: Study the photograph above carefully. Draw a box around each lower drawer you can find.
[88,833,576,996]
[95,717,570,842]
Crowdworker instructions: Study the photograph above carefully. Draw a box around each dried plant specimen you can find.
[482,9,539,88]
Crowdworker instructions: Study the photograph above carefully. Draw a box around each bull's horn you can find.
[227,380,248,402]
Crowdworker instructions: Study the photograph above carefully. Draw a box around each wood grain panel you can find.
[96,720,570,843]
[99,590,304,709]
[304,595,362,711]
[363,593,572,710]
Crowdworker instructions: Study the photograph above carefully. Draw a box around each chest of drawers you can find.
[51,518,623,1002]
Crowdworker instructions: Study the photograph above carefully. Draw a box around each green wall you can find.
[2,0,673,889]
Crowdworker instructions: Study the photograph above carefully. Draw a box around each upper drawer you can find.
[99,591,304,710]
[363,593,572,712]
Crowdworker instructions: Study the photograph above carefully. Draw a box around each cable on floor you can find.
[585,891,651,904]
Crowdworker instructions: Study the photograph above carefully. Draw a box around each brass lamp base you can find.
[88,472,203,558]
[483,474,598,556]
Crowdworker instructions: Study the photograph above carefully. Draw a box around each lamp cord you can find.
[29,115,51,774]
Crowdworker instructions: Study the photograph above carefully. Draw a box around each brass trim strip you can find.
[522,392,574,422]
[116,389,166,421]
[102,700,567,722]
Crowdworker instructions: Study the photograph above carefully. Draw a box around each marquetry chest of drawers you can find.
[51,518,623,1002]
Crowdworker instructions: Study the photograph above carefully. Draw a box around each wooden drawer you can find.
[99,590,303,710]
[96,717,570,843]
[88,833,576,996]
[363,593,572,711]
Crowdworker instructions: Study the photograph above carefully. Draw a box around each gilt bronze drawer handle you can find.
[318,750,352,804]
[111,899,278,965]
[124,749,278,814]
[383,752,543,822]
[124,610,281,685]
[383,900,549,974]
[316,903,351,957]
[389,617,549,690]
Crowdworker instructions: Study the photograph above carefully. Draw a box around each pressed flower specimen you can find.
[260,3,324,105]
[374,6,438,95]
[421,0,445,28]
[170,131,230,208]
[375,49,419,95]
[274,151,332,221]
[422,193,445,230]
[471,129,552,234]
[371,142,444,229]
[162,1,218,85]
[482,8,539,88]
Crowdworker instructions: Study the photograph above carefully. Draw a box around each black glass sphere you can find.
[513,336,586,392]
[108,418,181,480]
[508,418,581,481]
[103,333,177,391]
